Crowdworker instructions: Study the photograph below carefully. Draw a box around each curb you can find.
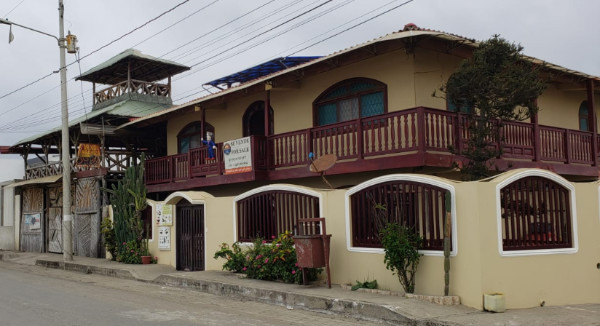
[34,258,455,326]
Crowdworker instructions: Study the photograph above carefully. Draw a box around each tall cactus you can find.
[109,154,147,261]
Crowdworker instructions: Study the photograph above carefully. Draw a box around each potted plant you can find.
[140,224,152,264]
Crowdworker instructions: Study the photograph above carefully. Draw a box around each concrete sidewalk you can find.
[1,251,598,325]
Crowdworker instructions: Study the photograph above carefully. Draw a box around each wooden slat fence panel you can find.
[499,176,572,250]
[236,190,319,242]
[349,181,448,251]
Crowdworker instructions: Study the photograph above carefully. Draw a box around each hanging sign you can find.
[158,227,171,250]
[76,143,101,168]
[223,137,252,175]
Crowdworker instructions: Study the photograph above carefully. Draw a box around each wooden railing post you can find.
[356,119,363,159]
[454,113,461,155]
[565,130,571,164]
[532,112,541,162]
[417,107,426,154]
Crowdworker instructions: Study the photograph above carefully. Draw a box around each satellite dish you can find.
[309,154,337,173]
[309,154,337,189]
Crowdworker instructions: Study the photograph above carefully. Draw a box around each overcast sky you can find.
[0,0,599,150]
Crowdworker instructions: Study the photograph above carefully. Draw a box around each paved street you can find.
[0,261,378,326]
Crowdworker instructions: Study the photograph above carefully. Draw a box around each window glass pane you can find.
[360,92,384,117]
[350,81,377,93]
[179,137,190,153]
[580,118,589,131]
[339,98,359,121]
[318,103,337,125]
[190,134,202,149]
[321,86,348,100]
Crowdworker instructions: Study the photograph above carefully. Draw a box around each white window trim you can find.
[495,170,578,257]
[345,174,458,257]
[233,185,323,243]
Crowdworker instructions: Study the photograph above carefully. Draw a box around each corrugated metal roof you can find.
[120,26,600,129]
[205,57,322,87]
[14,100,169,146]
[5,175,61,188]
[76,48,190,84]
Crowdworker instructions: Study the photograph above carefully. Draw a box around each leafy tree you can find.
[443,35,546,180]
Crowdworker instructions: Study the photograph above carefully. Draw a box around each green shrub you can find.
[101,218,117,260]
[380,223,423,294]
[213,242,246,273]
[351,279,378,291]
[214,231,321,284]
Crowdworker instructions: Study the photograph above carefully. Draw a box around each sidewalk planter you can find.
[141,256,152,264]
[484,293,506,313]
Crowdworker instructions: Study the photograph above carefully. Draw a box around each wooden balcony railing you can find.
[94,79,171,105]
[25,151,138,180]
[145,107,600,187]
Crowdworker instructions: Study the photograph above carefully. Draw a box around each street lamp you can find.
[1,0,77,261]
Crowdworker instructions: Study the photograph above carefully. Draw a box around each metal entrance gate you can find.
[176,203,204,271]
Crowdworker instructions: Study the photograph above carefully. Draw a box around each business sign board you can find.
[223,137,252,175]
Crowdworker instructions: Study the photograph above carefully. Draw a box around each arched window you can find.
[579,101,590,131]
[243,101,273,137]
[499,176,573,251]
[348,180,449,251]
[314,78,386,126]
[177,121,215,154]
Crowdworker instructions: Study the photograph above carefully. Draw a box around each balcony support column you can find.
[586,79,597,166]
[264,90,271,137]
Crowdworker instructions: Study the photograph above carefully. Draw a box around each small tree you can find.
[443,35,546,180]
[380,223,423,294]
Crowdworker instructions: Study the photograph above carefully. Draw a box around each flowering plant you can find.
[214,231,321,284]
[117,239,143,264]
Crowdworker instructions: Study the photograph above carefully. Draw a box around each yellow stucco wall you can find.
[166,47,599,157]
[148,171,600,310]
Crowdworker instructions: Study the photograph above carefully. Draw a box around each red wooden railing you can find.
[145,107,600,185]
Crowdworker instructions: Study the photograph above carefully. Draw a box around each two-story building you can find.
[117,24,600,310]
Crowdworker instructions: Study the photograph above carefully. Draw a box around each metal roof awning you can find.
[76,49,190,84]
[5,175,62,188]
[13,100,170,146]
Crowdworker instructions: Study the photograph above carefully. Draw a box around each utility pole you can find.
[1,1,76,261]
[58,0,73,262]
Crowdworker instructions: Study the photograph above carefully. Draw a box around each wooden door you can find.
[47,186,62,253]
[176,203,204,271]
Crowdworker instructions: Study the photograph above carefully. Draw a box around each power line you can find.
[0,0,190,106]
[2,0,25,17]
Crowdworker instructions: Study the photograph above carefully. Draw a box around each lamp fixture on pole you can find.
[1,1,78,262]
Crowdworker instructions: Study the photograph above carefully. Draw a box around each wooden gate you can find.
[74,177,101,257]
[20,187,44,252]
[47,186,63,253]
[176,202,204,271]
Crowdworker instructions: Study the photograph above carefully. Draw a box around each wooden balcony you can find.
[94,79,170,106]
[145,107,600,192]
[25,151,137,180]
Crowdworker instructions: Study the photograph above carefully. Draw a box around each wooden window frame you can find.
[313,77,387,126]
